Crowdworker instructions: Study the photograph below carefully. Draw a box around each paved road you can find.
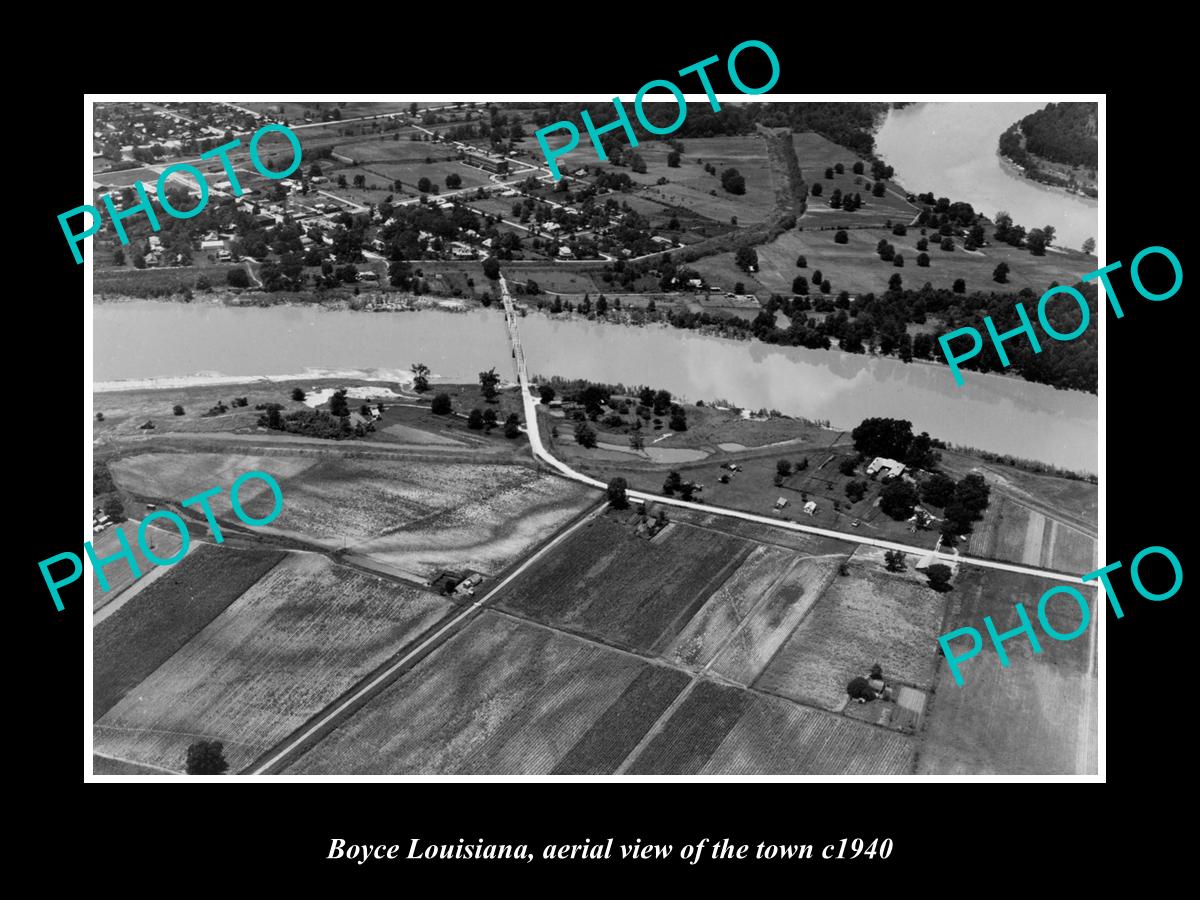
[498,275,1082,583]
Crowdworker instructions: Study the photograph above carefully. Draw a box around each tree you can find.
[720,168,746,195]
[940,237,954,251]
[916,252,930,267]
[820,279,832,294]
[445,173,462,189]
[845,479,868,503]
[663,470,683,496]
[467,408,484,430]
[417,176,433,193]
[1026,228,1048,256]
[884,550,906,572]
[888,273,903,292]
[852,417,914,459]
[824,167,834,179]
[667,150,681,167]
[669,411,688,431]
[539,385,556,405]
[838,456,858,476]
[893,254,904,268]
[607,477,629,509]
[227,268,251,288]
[792,275,809,295]
[880,480,920,519]
[921,472,957,508]
[185,740,228,775]
[952,278,966,294]
[411,363,431,392]
[924,563,953,591]
[431,392,452,415]
[916,237,928,252]
[834,229,848,244]
[504,413,521,438]
[112,247,125,266]
[574,420,597,448]
[328,389,350,418]
[846,676,876,702]
[479,367,500,401]
[852,160,864,174]
[777,459,793,477]
[993,261,1010,283]
[629,431,645,451]
[679,482,696,502]
[735,246,758,272]
[482,256,501,280]
[810,182,823,197]
[796,255,807,268]
[173,404,185,416]
[1082,237,1096,255]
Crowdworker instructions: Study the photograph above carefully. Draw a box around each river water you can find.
[874,102,1097,250]
[94,302,1098,473]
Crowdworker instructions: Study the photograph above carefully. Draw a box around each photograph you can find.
[83,96,1100,777]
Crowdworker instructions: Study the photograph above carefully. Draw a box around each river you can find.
[94,302,1098,473]
[874,102,1097,250]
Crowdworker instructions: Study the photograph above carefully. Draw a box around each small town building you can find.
[866,457,906,479]
[803,500,818,516]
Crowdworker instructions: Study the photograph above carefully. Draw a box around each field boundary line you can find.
[613,677,699,776]
[92,752,182,776]
[748,547,853,690]
[701,556,802,675]
[245,499,609,775]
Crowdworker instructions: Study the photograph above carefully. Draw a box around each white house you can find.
[803,501,818,516]
[866,457,906,479]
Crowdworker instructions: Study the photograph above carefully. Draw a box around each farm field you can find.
[709,554,846,685]
[90,519,185,608]
[93,544,285,719]
[93,755,174,776]
[625,679,915,774]
[754,555,948,710]
[967,496,1095,572]
[288,611,668,775]
[919,567,1095,774]
[94,553,455,774]
[665,544,795,668]
[250,459,595,582]
[495,515,753,653]
[550,666,692,774]
[108,451,317,509]
[754,225,1092,298]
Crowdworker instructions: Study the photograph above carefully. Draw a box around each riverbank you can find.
[996,152,1098,212]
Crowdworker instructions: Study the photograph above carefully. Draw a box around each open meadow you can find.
[287,611,687,775]
[755,225,1092,298]
[918,567,1095,774]
[94,553,455,774]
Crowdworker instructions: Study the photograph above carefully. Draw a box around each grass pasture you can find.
[754,558,949,710]
[919,567,1095,774]
[94,553,454,774]
[93,544,285,720]
[495,516,753,653]
[288,611,664,775]
[755,225,1093,298]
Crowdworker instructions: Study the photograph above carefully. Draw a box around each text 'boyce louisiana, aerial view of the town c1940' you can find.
[89,98,1099,776]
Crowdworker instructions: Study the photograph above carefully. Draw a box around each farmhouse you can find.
[866,457,906,479]
[803,500,818,516]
